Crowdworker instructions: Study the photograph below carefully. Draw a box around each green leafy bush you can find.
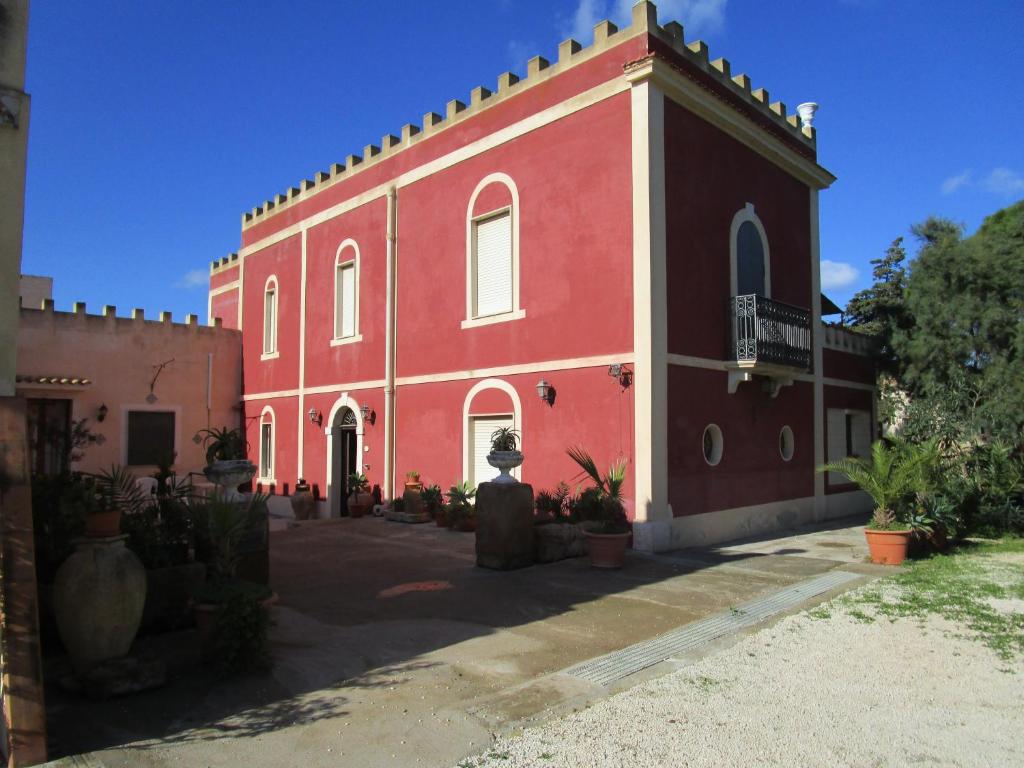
[208,590,271,676]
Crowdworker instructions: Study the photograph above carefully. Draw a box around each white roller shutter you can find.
[826,408,847,485]
[263,288,276,353]
[470,415,512,488]
[474,212,513,317]
[336,263,356,338]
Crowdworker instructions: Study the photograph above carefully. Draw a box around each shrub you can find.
[208,589,271,676]
[420,484,443,517]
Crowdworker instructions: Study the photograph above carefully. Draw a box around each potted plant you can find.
[819,439,936,565]
[421,484,445,525]
[347,472,373,518]
[195,426,255,493]
[404,470,422,492]
[291,477,316,521]
[191,490,275,646]
[567,447,631,568]
[486,427,523,484]
[445,481,477,532]
[533,483,587,563]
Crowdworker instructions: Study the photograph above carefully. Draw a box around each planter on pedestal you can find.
[53,535,146,672]
[486,451,523,484]
[204,460,257,498]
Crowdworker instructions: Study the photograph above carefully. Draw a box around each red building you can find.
[208,1,875,550]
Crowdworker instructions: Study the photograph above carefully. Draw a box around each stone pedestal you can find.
[475,482,534,570]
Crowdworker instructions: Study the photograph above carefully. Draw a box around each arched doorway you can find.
[328,407,359,517]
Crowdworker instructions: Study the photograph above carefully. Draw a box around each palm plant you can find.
[92,464,153,516]
[566,446,628,533]
[819,439,937,530]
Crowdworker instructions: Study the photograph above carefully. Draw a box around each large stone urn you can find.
[486,451,523,484]
[203,459,256,498]
[53,535,147,672]
[291,477,316,520]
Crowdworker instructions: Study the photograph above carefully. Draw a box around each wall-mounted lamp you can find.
[536,378,555,406]
[360,404,376,425]
[96,403,108,423]
[308,408,322,426]
[608,364,632,389]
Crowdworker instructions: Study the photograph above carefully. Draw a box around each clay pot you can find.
[864,528,912,565]
[584,530,631,569]
[434,508,449,528]
[53,536,146,672]
[291,481,316,521]
[85,509,122,538]
[348,492,374,518]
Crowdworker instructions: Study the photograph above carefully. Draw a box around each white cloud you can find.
[940,169,971,195]
[175,269,208,290]
[565,0,727,43]
[983,167,1024,197]
[820,260,859,291]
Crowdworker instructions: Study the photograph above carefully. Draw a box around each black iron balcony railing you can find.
[729,294,812,371]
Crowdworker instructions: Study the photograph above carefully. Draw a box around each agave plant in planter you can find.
[567,446,631,569]
[195,426,255,495]
[487,427,523,484]
[819,439,937,565]
[421,484,446,526]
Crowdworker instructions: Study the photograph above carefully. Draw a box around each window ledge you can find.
[260,351,280,361]
[330,334,364,347]
[461,308,526,330]
[257,476,277,486]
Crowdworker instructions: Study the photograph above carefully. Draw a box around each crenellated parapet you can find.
[238,1,818,233]
[20,300,232,332]
[210,251,240,276]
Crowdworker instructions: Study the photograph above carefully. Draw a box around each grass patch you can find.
[844,538,1024,660]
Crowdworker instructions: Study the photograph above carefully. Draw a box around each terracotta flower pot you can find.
[85,509,122,538]
[435,509,449,528]
[348,492,373,518]
[864,528,912,565]
[584,530,631,569]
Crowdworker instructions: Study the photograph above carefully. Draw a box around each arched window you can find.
[462,379,523,486]
[463,174,525,329]
[730,204,771,298]
[333,239,361,344]
[258,406,276,481]
[262,276,279,358]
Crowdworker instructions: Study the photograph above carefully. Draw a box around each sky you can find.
[20,0,1024,320]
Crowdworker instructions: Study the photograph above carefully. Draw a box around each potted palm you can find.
[819,439,935,565]
[445,481,477,532]
[421,484,445,526]
[487,427,523,484]
[567,447,631,568]
[347,472,373,518]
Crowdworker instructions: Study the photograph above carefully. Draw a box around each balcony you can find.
[727,294,811,395]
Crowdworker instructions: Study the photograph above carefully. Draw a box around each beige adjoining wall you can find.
[0,0,31,396]
[16,304,242,478]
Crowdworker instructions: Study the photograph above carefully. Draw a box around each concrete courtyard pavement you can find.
[46,515,879,768]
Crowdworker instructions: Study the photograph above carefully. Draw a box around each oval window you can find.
[702,424,723,467]
[779,425,795,462]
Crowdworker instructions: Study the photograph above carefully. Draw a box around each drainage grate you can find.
[564,569,861,686]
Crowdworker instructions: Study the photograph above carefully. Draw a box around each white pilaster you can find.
[630,78,671,552]
[810,188,825,518]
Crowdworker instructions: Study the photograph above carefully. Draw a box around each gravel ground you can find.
[457,590,1024,768]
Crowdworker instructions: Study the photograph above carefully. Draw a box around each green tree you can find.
[844,237,911,371]
[894,203,1024,444]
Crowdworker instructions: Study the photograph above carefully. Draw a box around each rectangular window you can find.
[263,288,276,354]
[260,422,273,479]
[826,408,872,484]
[473,211,513,318]
[335,262,356,338]
[470,415,512,488]
[25,398,72,476]
[126,410,175,466]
